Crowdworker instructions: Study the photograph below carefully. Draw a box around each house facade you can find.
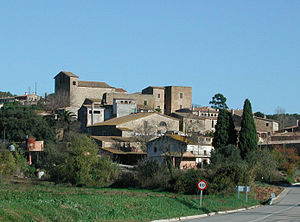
[147,135,213,169]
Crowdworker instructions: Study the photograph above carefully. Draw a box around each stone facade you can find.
[54,71,122,115]
[171,112,217,134]
[164,86,192,115]
[88,112,179,137]
[142,86,165,112]
[147,135,213,169]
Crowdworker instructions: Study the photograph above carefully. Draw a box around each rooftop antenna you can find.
[35,82,37,95]
[28,87,31,95]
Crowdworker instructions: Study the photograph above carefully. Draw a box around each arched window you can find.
[159,121,167,127]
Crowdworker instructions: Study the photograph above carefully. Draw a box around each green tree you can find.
[0,103,55,142]
[44,133,119,187]
[209,93,228,109]
[212,109,237,150]
[238,99,258,159]
[0,91,15,98]
[254,111,265,118]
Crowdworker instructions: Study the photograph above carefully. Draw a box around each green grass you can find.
[0,182,259,222]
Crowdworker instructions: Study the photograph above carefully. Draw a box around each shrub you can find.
[135,159,170,189]
[44,133,120,187]
[173,169,206,194]
[0,149,28,178]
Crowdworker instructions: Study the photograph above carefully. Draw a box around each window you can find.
[73,81,76,85]
[180,105,182,109]
[157,106,160,109]
[94,111,101,114]
[204,150,207,155]
[180,93,183,99]
[154,147,157,153]
[89,110,92,114]
[159,121,167,127]
[125,101,128,104]
[144,100,147,106]
[158,93,160,98]
[266,122,269,127]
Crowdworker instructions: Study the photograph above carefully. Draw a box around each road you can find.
[187,185,300,222]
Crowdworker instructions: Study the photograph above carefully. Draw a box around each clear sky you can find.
[0,0,299,114]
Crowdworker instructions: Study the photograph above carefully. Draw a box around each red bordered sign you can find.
[197,180,207,190]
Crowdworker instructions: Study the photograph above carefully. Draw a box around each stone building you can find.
[171,112,217,134]
[142,86,165,112]
[54,71,126,115]
[78,98,105,132]
[147,135,213,169]
[88,112,179,137]
[113,98,137,118]
[103,92,154,112]
[164,86,192,115]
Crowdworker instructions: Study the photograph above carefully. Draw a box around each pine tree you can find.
[212,109,237,150]
[238,99,258,159]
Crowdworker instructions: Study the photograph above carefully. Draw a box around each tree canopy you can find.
[212,109,237,150]
[0,103,55,142]
[0,91,15,98]
[238,99,258,159]
[209,93,228,109]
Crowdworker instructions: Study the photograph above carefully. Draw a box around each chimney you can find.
[297,120,299,127]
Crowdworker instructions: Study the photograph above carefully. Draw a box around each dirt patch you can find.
[254,185,283,201]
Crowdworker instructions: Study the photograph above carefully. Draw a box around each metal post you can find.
[246,191,248,203]
[200,190,203,207]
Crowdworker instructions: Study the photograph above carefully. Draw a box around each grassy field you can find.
[0,181,259,222]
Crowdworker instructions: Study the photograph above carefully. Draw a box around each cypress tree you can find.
[238,99,258,159]
[212,109,237,150]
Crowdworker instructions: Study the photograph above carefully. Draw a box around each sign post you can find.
[197,180,207,208]
[236,186,250,203]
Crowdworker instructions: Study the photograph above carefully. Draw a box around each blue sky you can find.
[0,0,299,114]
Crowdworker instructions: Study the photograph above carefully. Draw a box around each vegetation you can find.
[0,103,55,142]
[44,133,119,187]
[0,91,15,98]
[212,109,237,150]
[209,93,228,109]
[0,182,259,222]
[238,99,258,159]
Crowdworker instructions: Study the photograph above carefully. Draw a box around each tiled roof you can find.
[54,71,79,79]
[90,112,154,126]
[114,88,127,93]
[78,81,112,88]
[90,112,178,127]
[173,112,206,120]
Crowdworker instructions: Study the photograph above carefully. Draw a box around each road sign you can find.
[236,186,250,202]
[197,180,207,208]
[197,180,207,190]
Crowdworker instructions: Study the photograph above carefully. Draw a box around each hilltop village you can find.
[2,71,299,169]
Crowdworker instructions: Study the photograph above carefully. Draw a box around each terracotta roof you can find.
[114,88,127,93]
[78,81,112,88]
[193,106,218,112]
[83,98,102,104]
[54,71,79,79]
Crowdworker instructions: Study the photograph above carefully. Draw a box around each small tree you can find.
[238,99,258,159]
[209,93,228,109]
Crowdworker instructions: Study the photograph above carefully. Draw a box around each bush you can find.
[135,159,170,189]
[173,169,206,194]
[44,134,120,187]
[112,172,139,188]
[0,149,28,178]
[208,162,251,194]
